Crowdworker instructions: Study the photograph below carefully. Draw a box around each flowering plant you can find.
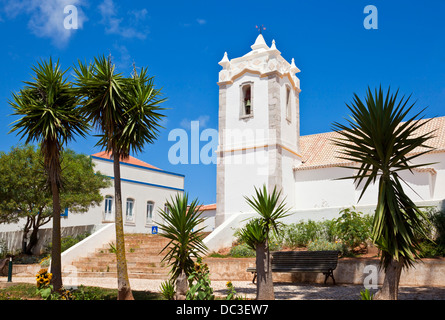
[36,268,52,289]
[35,268,72,300]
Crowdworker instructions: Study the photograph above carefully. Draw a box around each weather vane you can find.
[256,24,266,35]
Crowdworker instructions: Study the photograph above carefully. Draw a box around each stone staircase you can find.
[66,234,172,280]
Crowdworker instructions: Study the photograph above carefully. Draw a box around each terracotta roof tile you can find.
[91,151,160,170]
[296,116,445,171]
[199,203,216,211]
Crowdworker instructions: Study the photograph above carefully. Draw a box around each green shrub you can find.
[333,207,372,249]
[280,222,310,248]
[418,240,445,258]
[229,243,255,257]
[61,232,90,252]
[274,219,337,249]
[427,210,445,256]
[46,232,91,254]
[307,239,346,254]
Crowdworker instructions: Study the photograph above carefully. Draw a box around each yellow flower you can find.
[38,268,48,275]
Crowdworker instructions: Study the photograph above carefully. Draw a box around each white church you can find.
[1,34,445,254]
[204,33,445,250]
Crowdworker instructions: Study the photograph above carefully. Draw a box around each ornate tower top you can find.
[217,34,300,92]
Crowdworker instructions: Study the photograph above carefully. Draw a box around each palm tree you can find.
[332,86,435,300]
[9,58,88,291]
[242,184,290,300]
[73,55,166,300]
[158,193,208,283]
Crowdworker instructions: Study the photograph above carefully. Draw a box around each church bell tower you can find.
[215,34,302,226]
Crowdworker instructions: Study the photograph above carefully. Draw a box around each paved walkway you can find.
[2,276,445,300]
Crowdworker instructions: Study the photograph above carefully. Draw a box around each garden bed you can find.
[204,255,445,287]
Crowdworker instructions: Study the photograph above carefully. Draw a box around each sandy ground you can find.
[2,276,445,300]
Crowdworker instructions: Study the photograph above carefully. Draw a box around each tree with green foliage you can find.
[0,144,110,254]
[332,86,435,300]
[9,58,89,292]
[158,193,208,285]
[73,55,166,300]
[240,185,290,300]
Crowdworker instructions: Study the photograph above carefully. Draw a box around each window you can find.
[105,196,113,213]
[164,203,170,215]
[104,196,113,221]
[126,198,135,222]
[160,203,170,226]
[286,86,292,121]
[243,85,251,115]
[147,201,154,222]
[240,83,253,118]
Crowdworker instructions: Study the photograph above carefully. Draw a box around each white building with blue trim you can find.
[86,151,185,234]
[0,150,185,253]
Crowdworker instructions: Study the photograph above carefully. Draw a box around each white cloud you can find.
[1,0,86,48]
[196,18,206,25]
[180,115,211,130]
[129,8,148,22]
[98,0,147,39]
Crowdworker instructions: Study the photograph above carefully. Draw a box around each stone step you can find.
[68,234,174,280]
[97,240,171,249]
[94,247,169,255]
[76,255,165,265]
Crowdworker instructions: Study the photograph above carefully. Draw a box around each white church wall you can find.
[198,209,216,232]
[279,77,299,151]
[414,152,445,200]
[223,148,270,215]
[281,148,298,208]
[294,166,355,209]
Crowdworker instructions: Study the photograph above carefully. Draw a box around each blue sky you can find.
[0,0,444,205]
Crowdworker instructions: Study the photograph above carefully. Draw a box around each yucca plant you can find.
[74,55,166,300]
[332,86,436,300]
[243,184,290,300]
[9,58,88,292]
[158,193,208,283]
[360,288,374,300]
[238,218,267,251]
[159,279,176,300]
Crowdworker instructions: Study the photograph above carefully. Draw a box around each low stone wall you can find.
[9,263,41,276]
[0,225,96,255]
[205,257,445,287]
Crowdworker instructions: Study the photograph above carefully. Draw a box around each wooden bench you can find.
[246,250,339,285]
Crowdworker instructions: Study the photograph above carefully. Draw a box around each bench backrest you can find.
[271,250,339,272]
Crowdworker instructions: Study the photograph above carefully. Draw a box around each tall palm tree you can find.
[74,55,166,300]
[9,58,88,291]
[243,184,290,300]
[332,86,435,300]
